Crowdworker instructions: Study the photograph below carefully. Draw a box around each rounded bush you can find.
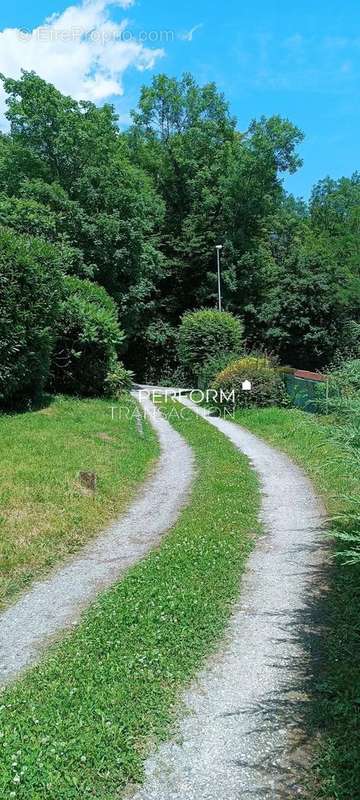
[212,355,286,408]
[197,352,241,391]
[0,226,62,407]
[52,277,124,396]
[178,310,244,382]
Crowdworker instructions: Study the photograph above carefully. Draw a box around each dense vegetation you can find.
[52,277,124,397]
[212,355,286,408]
[0,226,62,405]
[177,309,244,382]
[1,69,359,406]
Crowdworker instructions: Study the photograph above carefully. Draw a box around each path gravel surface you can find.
[0,392,194,687]
[132,395,327,800]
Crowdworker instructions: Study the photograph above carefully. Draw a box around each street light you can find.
[215,245,223,312]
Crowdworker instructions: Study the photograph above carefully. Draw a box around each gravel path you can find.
[0,392,194,687]
[133,396,327,800]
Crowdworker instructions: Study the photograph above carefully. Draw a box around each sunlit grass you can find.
[0,399,260,799]
[0,394,159,608]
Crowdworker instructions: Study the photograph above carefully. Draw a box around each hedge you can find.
[178,309,244,382]
[0,226,62,406]
[52,277,124,396]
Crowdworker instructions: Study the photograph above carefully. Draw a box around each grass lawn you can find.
[0,399,260,799]
[234,406,360,800]
[0,395,159,609]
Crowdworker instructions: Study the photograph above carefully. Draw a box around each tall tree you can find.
[0,71,164,339]
[129,73,236,317]
[129,75,304,324]
[237,197,359,368]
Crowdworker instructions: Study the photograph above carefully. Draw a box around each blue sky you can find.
[0,0,359,198]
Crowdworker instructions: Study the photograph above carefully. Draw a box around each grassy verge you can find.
[0,395,158,608]
[0,399,260,799]
[234,406,360,800]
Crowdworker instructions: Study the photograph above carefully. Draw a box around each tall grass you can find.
[320,367,360,563]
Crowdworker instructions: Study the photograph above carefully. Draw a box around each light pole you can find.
[215,244,223,312]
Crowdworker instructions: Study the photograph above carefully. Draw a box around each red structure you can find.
[293,369,327,383]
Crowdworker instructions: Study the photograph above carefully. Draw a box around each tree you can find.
[225,117,304,255]
[129,73,237,317]
[238,201,356,368]
[129,75,304,328]
[0,71,164,340]
[310,174,360,303]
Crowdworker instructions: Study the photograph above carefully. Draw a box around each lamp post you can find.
[215,244,223,312]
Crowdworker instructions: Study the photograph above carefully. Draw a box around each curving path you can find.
[133,395,327,800]
[0,392,194,687]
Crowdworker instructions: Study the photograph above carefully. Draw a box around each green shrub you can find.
[178,310,244,382]
[0,226,62,407]
[105,361,134,397]
[334,321,360,362]
[329,359,360,395]
[212,355,286,409]
[52,277,124,396]
[315,359,360,562]
[316,359,360,428]
[197,352,242,391]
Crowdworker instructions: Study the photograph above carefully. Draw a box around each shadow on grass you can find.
[0,392,56,416]
[304,553,360,799]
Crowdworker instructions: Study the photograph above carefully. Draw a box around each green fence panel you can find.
[283,374,325,414]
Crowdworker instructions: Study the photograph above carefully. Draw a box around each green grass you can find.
[0,395,159,608]
[234,406,360,800]
[0,399,260,799]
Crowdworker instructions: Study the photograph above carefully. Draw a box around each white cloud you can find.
[178,23,203,43]
[0,0,164,126]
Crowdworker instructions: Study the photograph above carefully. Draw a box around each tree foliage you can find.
[128,74,304,324]
[0,69,358,397]
[0,226,62,406]
[0,71,164,337]
[52,277,124,397]
[178,309,244,381]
